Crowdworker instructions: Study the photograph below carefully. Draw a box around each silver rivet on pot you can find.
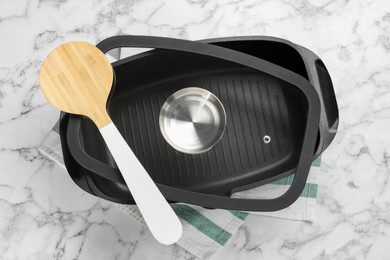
[263,135,271,144]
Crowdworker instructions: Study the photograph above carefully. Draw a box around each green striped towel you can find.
[39,123,320,260]
[39,49,320,259]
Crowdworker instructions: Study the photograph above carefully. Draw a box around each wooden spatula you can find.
[40,41,182,245]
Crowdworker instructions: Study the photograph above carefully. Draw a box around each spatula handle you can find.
[99,122,182,245]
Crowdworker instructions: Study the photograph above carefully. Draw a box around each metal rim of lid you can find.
[159,87,226,154]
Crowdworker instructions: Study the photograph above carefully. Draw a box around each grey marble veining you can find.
[1,0,390,259]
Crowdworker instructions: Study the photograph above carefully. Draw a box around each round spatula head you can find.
[39,41,113,128]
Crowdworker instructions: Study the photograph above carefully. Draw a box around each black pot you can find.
[59,35,338,211]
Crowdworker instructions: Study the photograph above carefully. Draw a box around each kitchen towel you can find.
[39,48,320,259]
[39,121,320,260]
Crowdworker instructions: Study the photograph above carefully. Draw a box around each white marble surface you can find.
[1,0,390,259]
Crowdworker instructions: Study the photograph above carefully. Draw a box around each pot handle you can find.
[95,35,320,211]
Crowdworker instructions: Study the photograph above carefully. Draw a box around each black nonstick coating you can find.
[60,36,338,208]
